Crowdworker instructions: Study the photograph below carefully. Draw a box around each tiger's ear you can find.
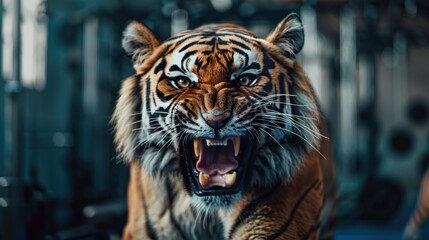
[122,21,160,69]
[265,13,304,59]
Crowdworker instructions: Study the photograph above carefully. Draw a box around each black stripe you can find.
[231,47,249,66]
[154,58,166,74]
[304,206,323,240]
[229,39,252,50]
[267,180,321,240]
[228,186,278,239]
[215,54,227,71]
[217,37,229,46]
[201,38,217,47]
[133,76,143,113]
[194,56,204,73]
[224,51,234,70]
[275,73,286,107]
[301,221,321,240]
[181,50,197,72]
[180,102,197,119]
[243,62,261,71]
[263,53,276,68]
[179,41,200,53]
[145,78,152,114]
[215,51,234,72]
[169,64,185,73]
[258,55,276,94]
[156,87,176,102]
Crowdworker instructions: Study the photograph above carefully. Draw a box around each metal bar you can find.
[339,6,358,179]
[4,0,22,177]
[301,4,322,103]
[362,0,379,178]
[171,9,189,34]
[83,17,106,193]
[2,0,24,238]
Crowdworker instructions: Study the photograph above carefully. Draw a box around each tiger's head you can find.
[112,13,321,210]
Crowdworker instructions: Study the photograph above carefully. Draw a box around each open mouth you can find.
[182,136,255,196]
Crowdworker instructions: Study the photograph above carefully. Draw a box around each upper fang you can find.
[193,139,200,158]
[232,137,240,157]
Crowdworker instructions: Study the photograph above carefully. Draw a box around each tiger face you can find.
[113,14,321,210]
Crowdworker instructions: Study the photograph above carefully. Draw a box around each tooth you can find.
[193,139,200,157]
[206,139,228,146]
[225,171,237,187]
[232,138,240,156]
[198,172,209,187]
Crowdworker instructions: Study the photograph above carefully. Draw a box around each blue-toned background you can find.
[1,0,428,239]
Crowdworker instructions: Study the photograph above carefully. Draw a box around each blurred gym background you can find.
[1,0,429,239]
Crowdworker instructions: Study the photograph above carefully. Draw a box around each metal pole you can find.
[363,0,378,178]
[301,4,322,103]
[339,6,358,183]
[4,0,22,179]
[2,0,24,238]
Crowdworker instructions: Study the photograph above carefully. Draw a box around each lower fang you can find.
[225,171,237,187]
[198,172,209,187]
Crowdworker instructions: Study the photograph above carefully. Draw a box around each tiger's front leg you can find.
[222,155,323,240]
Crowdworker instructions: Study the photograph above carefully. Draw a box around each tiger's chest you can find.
[141,173,225,239]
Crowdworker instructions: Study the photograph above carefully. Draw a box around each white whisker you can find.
[257,114,328,139]
[257,111,317,121]
[254,101,310,108]
[252,123,287,153]
[252,120,326,160]
[256,93,297,100]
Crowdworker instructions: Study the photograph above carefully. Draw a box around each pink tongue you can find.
[195,140,238,176]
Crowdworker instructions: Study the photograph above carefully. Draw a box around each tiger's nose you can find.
[202,111,231,129]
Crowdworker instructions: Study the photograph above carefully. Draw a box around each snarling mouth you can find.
[182,136,255,196]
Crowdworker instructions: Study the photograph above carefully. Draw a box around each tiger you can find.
[403,168,429,239]
[112,13,335,240]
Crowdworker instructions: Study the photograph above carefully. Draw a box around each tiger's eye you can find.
[238,76,251,86]
[176,78,191,88]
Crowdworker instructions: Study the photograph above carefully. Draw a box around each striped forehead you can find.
[164,30,262,82]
